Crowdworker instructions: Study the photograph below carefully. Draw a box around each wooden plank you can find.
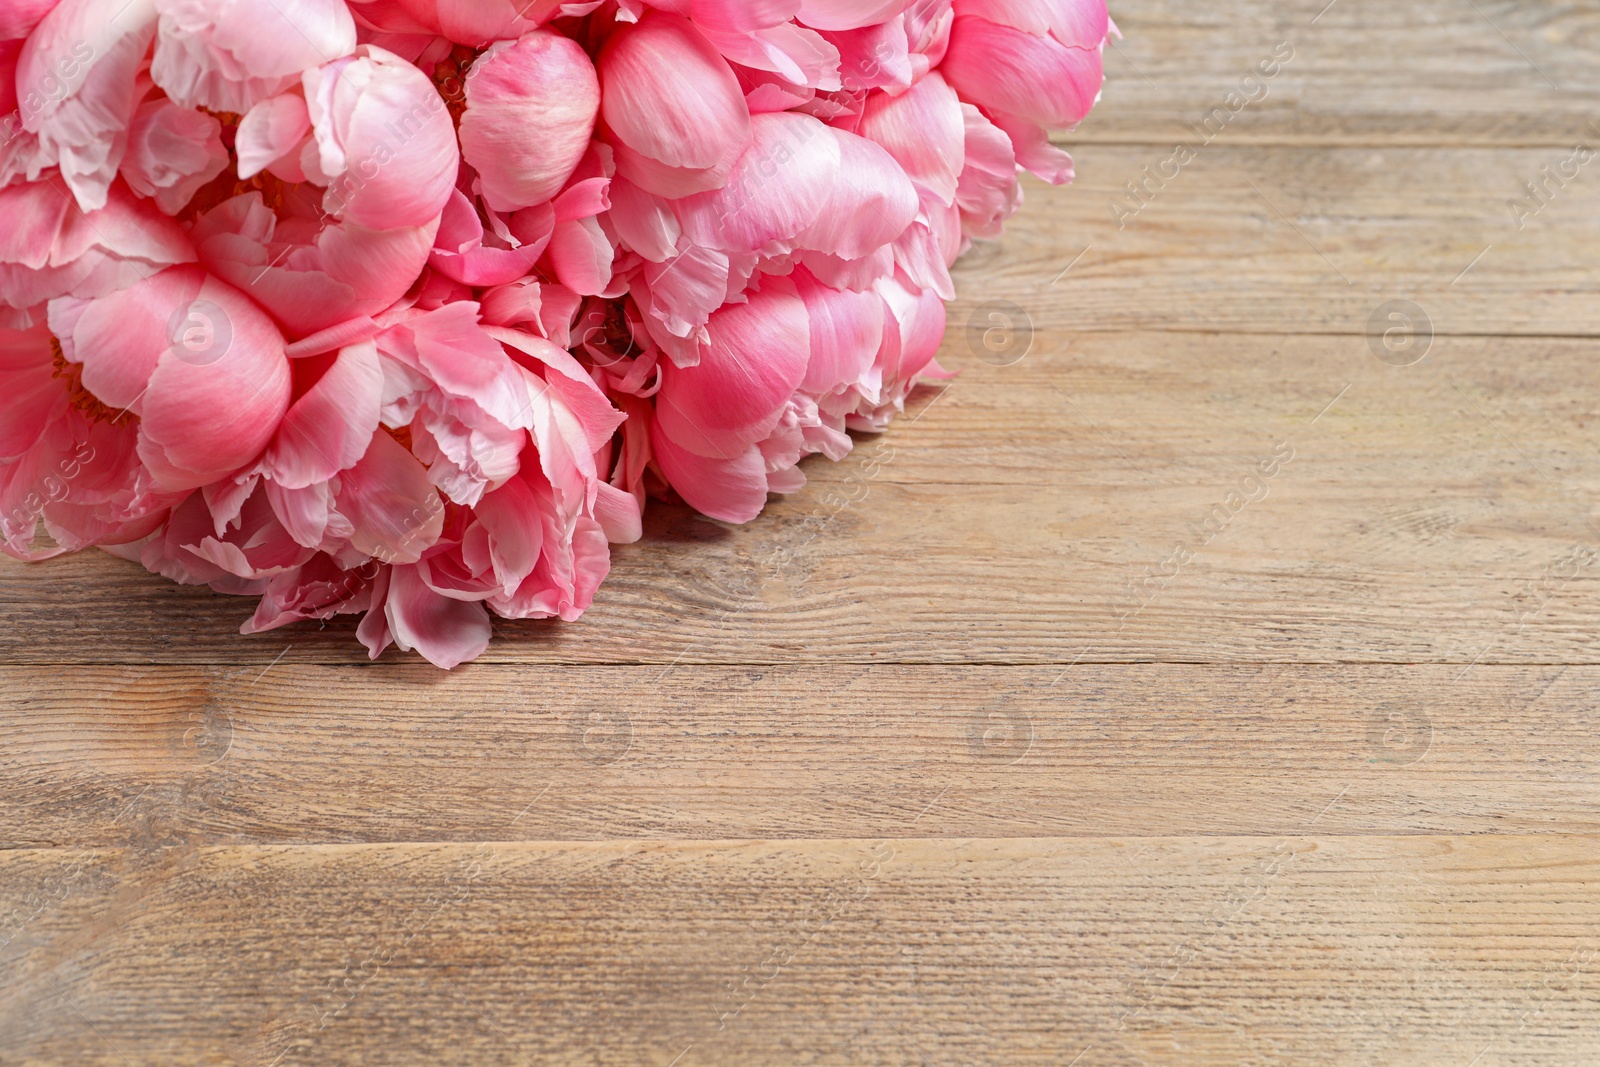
[4,329,1598,666]
[1076,0,1600,147]
[3,835,1598,1065]
[1,664,1594,848]
[973,145,1600,337]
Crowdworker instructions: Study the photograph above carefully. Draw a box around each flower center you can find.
[384,423,415,452]
[51,335,134,427]
[432,46,483,128]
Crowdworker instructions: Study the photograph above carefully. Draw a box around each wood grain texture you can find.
[0,664,1593,849]
[1078,0,1600,147]
[5,331,1598,665]
[4,1,1599,1064]
[3,837,1599,1066]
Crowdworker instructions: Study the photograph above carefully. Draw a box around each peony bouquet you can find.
[0,0,1111,667]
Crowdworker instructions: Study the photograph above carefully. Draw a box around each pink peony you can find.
[0,0,1112,666]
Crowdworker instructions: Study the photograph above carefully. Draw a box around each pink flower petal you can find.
[264,340,383,489]
[152,0,357,113]
[384,561,492,669]
[654,277,809,457]
[460,32,600,213]
[600,12,751,197]
[335,429,444,565]
[858,69,965,207]
[942,14,1104,131]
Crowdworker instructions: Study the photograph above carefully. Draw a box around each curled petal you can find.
[942,14,1104,131]
[600,12,751,197]
[120,100,228,215]
[650,425,769,524]
[18,0,158,211]
[305,45,459,230]
[151,0,358,113]
[132,268,294,490]
[336,429,445,565]
[264,340,384,488]
[383,562,492,669]
[461,32,600,213]
[654,278,809,457]
[235,92,312,180]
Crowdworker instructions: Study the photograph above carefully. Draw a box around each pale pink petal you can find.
[305,45,459,230]
[826,19,912,92]
[594,480,643,543]
[335,430,444,565]
[19,0,158,212]
[384,561,491,669]
[600,12,751,197]
[605,175,681,262]
[675,111,838,255]
[795,268,884,394]
[858,69,965,206]
[797,125,919,259]
[152,0,358,114]
[380,303,529,430]
[460,32,600,212]
[191,192,438,339]
[235,92,312,179]
[264,340,383,488]
[120,100,228,215]
[700,23,841,91]
[955,102,1022,236]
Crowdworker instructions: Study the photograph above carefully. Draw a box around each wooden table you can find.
[5,2,1600,1064]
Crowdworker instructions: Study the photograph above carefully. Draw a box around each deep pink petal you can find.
[943,14,1104,131]
[650,424,769,524]
[654,277,809,457]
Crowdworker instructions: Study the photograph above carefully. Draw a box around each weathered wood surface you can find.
[4,331,1598,666]
[5,1,1599,1064]
[0,664,1593,849]
[4,837,1599,1066]
[1081,0,1600,147]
